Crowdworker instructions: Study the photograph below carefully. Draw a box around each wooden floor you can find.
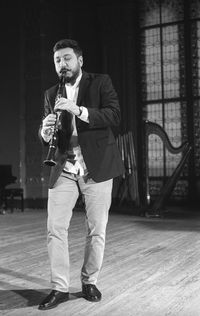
[1,206,200,316]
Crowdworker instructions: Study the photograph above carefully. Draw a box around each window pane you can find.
[142,28,162,101]
[139,0,160,27]
[191,0,200,18]
[163,25,180,98]
[161,0,184,23]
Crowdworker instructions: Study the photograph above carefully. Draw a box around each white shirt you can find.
[64,72,88,176]
[41,72,89,176]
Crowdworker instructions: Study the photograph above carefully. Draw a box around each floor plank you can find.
[0,207,200,315]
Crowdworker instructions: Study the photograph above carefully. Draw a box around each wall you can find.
[0,0,139,207]
[0,3,20,185]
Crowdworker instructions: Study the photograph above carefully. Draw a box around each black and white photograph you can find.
[0,0,200,315]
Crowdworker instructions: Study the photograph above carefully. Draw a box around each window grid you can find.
[140,0,190,200]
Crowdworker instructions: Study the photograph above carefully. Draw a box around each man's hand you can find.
[54,97,80,116]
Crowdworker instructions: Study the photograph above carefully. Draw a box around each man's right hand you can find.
[42,114,57,136]
[41,114,57,141]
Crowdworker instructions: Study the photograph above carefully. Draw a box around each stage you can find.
[0,207,200,315]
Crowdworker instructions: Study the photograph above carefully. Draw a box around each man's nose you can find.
[60,58,67,68]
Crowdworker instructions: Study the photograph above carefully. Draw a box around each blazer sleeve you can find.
[38,90,53,145]
[87,74,121,128]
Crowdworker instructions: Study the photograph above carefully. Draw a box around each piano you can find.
[0,165,17,189]
[0,165,17,214]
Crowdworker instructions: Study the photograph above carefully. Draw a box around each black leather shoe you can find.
[82,284,102,302]
[38,290,69,310]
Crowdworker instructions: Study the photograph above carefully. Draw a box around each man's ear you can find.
[79,56,83,67]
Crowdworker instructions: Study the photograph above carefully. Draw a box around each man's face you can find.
[54,47,83,83]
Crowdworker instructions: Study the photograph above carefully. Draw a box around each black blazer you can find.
[40,71,125,188]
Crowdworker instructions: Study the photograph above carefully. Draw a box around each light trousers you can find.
[47,172,113,292]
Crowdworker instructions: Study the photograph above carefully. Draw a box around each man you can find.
[38,39,124,310]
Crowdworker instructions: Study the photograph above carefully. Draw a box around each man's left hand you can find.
[54,97,80,116]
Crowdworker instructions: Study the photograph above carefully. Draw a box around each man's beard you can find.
[60,67,80,85]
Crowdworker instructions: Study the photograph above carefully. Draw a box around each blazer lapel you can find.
[77,71,90,106]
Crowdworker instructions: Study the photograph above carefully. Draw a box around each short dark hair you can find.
[53,39,82,57]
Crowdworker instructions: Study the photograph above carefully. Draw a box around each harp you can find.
[144,120,192,217]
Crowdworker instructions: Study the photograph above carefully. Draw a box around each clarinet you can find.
[43,71,66,166]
